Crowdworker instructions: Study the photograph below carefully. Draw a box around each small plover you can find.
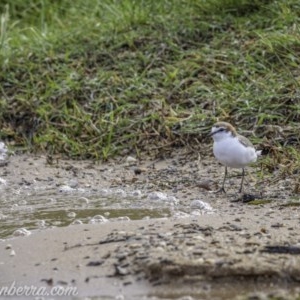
[209,122,260,193]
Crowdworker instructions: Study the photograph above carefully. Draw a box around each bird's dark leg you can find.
[215,166,227,193]
[239,168,245,193]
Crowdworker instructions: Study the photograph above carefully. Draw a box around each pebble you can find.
[129,243,142,249]
[5,244,12,249]
[68,179,78,188]
[155,247,165,252]
[130,190,143,198]
[157,241,167,247]
[116,252,129,260]
[192,235,205,241]
[190,200,214,212]
[0,177,7,185]
[148,191,168,201]
[197,180,212,191]
[117,231,126,236]
[158,232,172,238]
[115,265,129,276]
[126,156,137,165]
[58,185,75,193]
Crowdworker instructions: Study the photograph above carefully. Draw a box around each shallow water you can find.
[0,186,172,239]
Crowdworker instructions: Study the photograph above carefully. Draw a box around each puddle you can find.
[0,187,172,239]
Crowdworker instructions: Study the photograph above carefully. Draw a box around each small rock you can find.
[129,243,141,249]
[115,265,129,276]
[58,185,75,193]
[148,191,168,201]
[155,247,165,252]
[130,190,143,198]
[0,177,7,185]
[157,241,167,247]
[68,179,78,188]
[5,244,12,250]
[190,200,214,212]
[126,156,137,165]
[86,260,104,267]
[197,180,212,191]
[133,167,146,175]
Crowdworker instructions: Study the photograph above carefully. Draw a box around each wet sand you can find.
[0,153,300,299]
[1,206,300,299]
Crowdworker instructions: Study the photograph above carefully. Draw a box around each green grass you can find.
[1,0,300,167]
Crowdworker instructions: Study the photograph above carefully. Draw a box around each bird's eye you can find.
[218,128,225,132]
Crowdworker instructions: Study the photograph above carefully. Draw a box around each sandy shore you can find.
[1,205,300,299]
[0,153,300,299]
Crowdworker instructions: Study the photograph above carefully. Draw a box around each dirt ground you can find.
[0,150,300,299]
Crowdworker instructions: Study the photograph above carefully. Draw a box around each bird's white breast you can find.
[213,136,257,168]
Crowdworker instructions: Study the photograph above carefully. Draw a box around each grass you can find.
[1,0,300,172]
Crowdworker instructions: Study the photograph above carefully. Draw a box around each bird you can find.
[209,121,261,193]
